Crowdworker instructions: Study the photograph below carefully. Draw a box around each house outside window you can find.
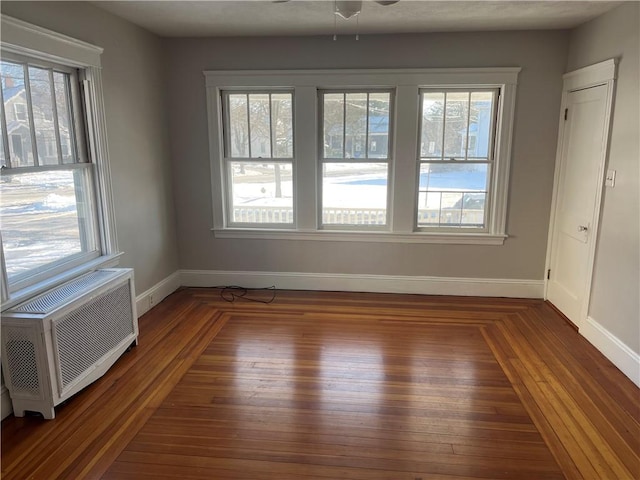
[205,68,519,245]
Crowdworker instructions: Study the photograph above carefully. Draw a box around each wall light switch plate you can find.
[605,169,616,187]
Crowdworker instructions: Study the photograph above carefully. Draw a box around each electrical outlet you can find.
[149,294,155,307]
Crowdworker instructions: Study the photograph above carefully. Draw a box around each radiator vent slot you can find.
[55,282,134,390]
[14,270,114,314]
[4,328,40,395]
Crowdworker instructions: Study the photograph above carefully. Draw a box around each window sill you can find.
[2,252,123,312]
[212,228,507,245]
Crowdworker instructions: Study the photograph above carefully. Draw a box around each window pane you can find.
[0,168,98,282]
[367,92,390,159]
[226,92,293,160]
[271,93,293,158]
[2,61,35,167]
[417,163,488,227]
[229,161,293,224]
[29,66,58,166]
[443,92,470,160]
[344,93,367,159]
[468,91,494,159]
[249,94,271,158]
[323,92,391,160]
[323,93,344,158]
[420,92,444,158]
[322,163,387,226]
[54,72,76,164]
[227,94,249,157]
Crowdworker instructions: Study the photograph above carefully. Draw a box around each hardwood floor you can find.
[2,288,639,479]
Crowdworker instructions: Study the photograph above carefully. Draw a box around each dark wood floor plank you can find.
[106,457,486,480]
[496,314,622,478]
[481,323,585,480]
[114,449,565,480]
[0,290,193,465]
[1,292,224,479]
[2,288,637,480]
[145,411,547,444]
[60,310,229,479]
[107,296,561,479]
[1,291,197,473]
[511,308,640,477]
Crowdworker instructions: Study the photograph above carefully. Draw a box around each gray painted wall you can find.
[1,1,180,296]
[567,3,640,354]
[165,31,568,280]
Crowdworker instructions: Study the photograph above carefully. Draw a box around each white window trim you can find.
[0,15,119,309]
[205,67,520,244]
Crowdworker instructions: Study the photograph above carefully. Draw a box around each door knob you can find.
[578,225,588,232]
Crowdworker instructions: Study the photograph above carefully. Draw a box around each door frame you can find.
[544,59,617,328]
[544,58,618,329]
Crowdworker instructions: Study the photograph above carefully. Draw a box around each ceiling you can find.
[93,1,621,38]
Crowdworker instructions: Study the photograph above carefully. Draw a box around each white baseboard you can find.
[180,269,544,299]
[135,271,181,317]
[580,316,640,387]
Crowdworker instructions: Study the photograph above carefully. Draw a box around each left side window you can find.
[221,90,294,227]
[0,57,100,292]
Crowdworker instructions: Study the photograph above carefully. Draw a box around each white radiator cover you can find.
[1,268,138,419]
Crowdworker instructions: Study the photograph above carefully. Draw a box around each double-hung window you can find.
[417,89,498,230]
[320,90,392,228]
[206,68,519,244]
[0,56,100,293]
[221,90,294,226]
[1,15,117,306]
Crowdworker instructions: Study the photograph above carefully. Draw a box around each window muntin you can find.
[0,57,100,292]
[320,90,392,228]
[417,89,498,229]
[222,91,294,226]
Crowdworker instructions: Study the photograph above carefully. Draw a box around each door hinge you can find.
[564,108,568,121]
[547,269,551,280]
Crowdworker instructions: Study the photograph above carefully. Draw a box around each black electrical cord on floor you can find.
[210,285,277,304]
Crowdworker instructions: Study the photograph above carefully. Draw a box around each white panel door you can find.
[547,84,609,325]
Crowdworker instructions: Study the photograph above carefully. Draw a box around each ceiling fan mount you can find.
[335,1,400,19]
[274,0,401,20]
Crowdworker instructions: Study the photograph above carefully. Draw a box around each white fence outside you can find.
[232,206,484,226]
